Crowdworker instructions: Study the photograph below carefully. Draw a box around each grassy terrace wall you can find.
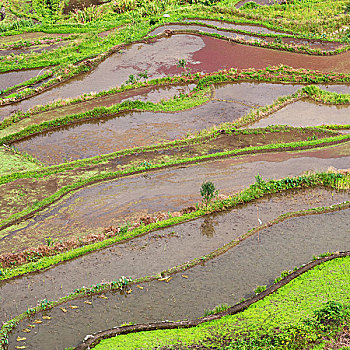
[1,3,349,101]
[75,252,350,350]
[0,171,349,281]
[0,194,349,349]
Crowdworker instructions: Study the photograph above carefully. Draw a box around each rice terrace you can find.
[1,0,350,349]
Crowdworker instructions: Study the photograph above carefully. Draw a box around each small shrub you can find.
[200,181,218,208]
[313,301,349,325]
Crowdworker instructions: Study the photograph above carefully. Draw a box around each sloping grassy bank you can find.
[91,254,350,350]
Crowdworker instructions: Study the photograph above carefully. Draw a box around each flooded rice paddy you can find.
[250,99,350,128]
[0,187,348,324]
[2,15,350,350]
[11,81,350,164]
[149,24,343,52]
[183,18,286,35]
[0,83,195,136]
[6,207,350,350]
[0,69,44,91]
[12,100,250,164]
[1,142,349,253]
[2,33,350,119]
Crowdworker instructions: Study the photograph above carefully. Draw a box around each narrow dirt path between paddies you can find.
[1,141,349,254]
[0,187,348,324]
[249,98,350,128]
[6,208,350,350]
[2,32,350,119]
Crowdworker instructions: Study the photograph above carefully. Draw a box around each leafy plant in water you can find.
[254,285,267,295]
[39,298,53,310]
[45,237,55,247]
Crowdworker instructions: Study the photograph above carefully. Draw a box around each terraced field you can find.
[0,0,350,349]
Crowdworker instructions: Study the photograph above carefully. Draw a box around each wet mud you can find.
[6,208,350,350]
[250,99,350,128]
[2,34,350,119]
[1,142,349,253]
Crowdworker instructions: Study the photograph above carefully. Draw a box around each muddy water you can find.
[214,81,302,106]
[0,188,348,324]
[0,32,69,45]
[63,0,105,13]
[13,100,250,164]
[12,81,349,164]
[0,41,68,57]
[2,33,350,119]
[183,18,286,35]
[150,24,343,52]
[6,208,350,350]
[1,142,349,253]
[0,69,43,91]
[250,99,350,128]
[0,35,207,118]
[0,84,196,136]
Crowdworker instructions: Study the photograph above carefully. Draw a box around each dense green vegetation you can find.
[94,255,350,350]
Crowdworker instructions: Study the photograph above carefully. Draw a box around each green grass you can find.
[233,0,350,39]
[0,146,40,176]
[93,255,350,349]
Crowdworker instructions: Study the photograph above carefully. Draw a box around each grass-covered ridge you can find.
[0,171,349,281]
[91,254,350,350]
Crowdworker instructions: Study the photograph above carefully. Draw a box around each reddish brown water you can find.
[193,35,350,73]
[2,34,350,119]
